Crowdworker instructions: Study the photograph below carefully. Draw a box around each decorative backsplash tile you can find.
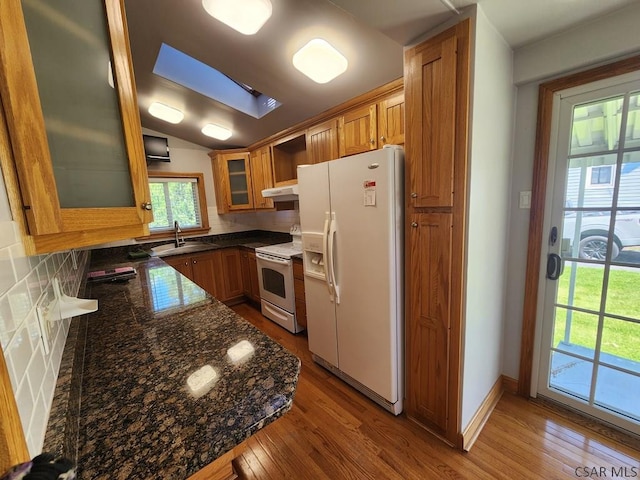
[0,218,90,457]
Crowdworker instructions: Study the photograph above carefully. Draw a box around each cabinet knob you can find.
[410,192,418,198]
[411,222,418,228]
[192,260,197,264]
[370,138,375,145]
[380,136,386,143]
[141,202,152,211]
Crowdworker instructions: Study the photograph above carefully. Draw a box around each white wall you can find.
[461,6,515,430]
[514,2,640,85]
[502,6,640,381]
[0,167,89,457]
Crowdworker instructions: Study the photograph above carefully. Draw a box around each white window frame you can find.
[586,164,615,188]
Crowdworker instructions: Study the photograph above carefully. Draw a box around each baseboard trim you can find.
[502,375,518,394]
[461,376,504,451]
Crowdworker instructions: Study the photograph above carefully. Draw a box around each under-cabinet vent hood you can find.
[261,184,299,202]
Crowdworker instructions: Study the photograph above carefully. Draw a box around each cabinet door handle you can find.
[411,222,418,228]
[370,138,375,145]
[141,202,152,211]
[380,136,386,142]
[410,192,417,198]
[192,260,197,264]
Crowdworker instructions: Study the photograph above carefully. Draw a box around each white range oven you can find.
[255,227,304,334]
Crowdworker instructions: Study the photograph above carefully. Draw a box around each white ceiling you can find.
[124,0,639,150]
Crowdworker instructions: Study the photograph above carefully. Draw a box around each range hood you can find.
[261,184,299,202]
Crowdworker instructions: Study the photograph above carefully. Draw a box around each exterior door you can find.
[537,74,640,435]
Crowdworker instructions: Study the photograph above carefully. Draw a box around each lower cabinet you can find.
[240,248,261,303]
[293,258,307,329]
[218,248,244,304]
[164,248,244,305]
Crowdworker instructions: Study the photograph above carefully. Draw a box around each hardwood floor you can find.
[231,304,640,479]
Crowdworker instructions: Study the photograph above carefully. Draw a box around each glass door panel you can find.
[22,0,134,208]
[538,79,640,435]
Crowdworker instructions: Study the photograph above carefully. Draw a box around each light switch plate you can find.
[519,191,531,209]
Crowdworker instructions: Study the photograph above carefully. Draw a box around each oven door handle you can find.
[255,252,290,265]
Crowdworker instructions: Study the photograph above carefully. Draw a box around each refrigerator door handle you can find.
[328,212,340,304]
[322,213,335,301]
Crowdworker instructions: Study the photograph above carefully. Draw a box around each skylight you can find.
[153,43,281,119]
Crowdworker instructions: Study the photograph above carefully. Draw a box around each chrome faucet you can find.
[174,220,185,248]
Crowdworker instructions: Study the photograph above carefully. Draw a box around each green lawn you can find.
[554,264,640,363]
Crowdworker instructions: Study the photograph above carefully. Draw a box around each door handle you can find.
[546,253,564,280]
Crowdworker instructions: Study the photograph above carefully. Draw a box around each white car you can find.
[563,211,640,260]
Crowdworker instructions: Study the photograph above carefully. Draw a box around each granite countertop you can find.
[74,257,300,479]
[89,230,292,266]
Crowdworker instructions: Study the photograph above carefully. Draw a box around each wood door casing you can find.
[406,213,452,432]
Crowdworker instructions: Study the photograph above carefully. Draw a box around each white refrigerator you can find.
[297,145,403,415]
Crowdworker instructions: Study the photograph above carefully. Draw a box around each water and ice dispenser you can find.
[302,233,326,280]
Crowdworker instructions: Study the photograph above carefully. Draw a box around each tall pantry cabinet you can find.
[404,20,471,445]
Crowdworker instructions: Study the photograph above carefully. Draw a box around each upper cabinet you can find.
[306,119,338,164]
[249,146,275,210]
[338,104,378,157]
[211,150,254,213]
[0,0,152,254]
[338,92,405,158]
[271,132,307,186]
[378,92,405,147]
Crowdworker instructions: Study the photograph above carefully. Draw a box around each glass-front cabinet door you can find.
[0,0,152,253]
[220,152,254,211]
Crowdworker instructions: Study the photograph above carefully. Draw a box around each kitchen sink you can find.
[150,241,218,257]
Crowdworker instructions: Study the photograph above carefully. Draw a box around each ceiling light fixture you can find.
[292,38,348,84]
[202,123,233,140]
[202,0,272,35]
[148,102,184,124]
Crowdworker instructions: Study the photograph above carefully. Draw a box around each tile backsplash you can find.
[0,172,89,457]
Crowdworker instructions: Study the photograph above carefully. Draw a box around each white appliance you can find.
[297,145,404,415]
[261,184,298,202]
[255,225,305,333]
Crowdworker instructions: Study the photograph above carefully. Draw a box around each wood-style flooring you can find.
[231,304,640,479]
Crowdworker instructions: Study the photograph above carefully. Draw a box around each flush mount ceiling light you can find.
[202,0,272,35]
[148,102,184,124]
[292,38,348,84]
[202,123,233,140]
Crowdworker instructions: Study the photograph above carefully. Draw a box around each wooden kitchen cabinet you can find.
[406,213,452,432]
[306,119,339,164]
[164,247,243,304]
[249,146,275,210]
[293,258,307,328]
[378,92,405,147]
[240,248,261,303]
[164,252,218,297]
[404,20,470,444]
[0,0,152,255]
[211,150,254,213]
[218,248,244,304]
[271,132,307,185]
[406,36,456,209]
[338,104,377,157]
[337,92,405,158]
